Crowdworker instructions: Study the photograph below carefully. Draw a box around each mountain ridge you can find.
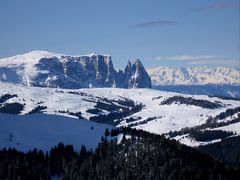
[147,66,240,86]
[0,50,151,89]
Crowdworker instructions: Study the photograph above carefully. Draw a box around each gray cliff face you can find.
[123,59,152,88]
[0,51,152,89]
[60,55,118,88]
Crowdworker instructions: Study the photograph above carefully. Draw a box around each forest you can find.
[0,128,240,180]
[199,136,240,168]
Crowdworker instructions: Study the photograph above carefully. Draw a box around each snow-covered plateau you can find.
[0,82,239,149]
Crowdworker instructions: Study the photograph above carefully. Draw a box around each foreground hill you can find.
[0,82,239,147]
[0,113,112,152]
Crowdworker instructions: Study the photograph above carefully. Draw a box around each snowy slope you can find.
[214,122,240,134]
[0,50,60,85]
[0,113,113,152]
[147,66,240,85]
[1,82,239,136]
[172,108,239,147]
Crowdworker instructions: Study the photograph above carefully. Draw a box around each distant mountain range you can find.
[147,66,240,98]
[147,66,240,86]
[0,50,151,89]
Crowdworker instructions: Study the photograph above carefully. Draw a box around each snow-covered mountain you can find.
[147,66,240,86]
[0,82,239,147]
[0,50,151,89]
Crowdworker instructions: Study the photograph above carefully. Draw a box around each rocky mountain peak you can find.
[0,51,152,89]
[122,59,152,88]
[133,59,143,66]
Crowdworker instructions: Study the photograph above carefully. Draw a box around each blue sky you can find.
[0,0,239,69]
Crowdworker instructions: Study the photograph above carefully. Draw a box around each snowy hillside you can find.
[147,66,240,86]
[0,82,239,137]
[0,50,151,88]
[0,113,113,152]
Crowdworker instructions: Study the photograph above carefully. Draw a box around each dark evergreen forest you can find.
[0,128,240,180]
[199,136,240,169]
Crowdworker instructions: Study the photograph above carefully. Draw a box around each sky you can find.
[0,0,239,69]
